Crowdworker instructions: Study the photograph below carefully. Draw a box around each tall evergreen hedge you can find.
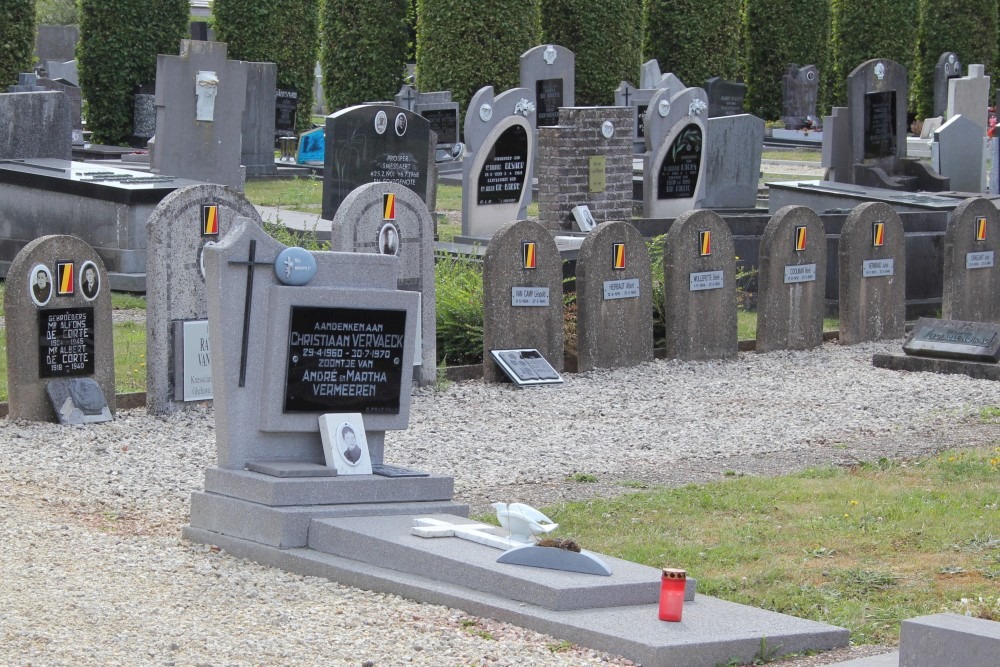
[828,0,918,109]
[78,0,188,145]
[541,0,642,106]
[912,0,997,119]
[0,0,36,88]
[416,0,541,114]
[742,0,830,121]
[643,0,742,89]
[213,0,319,132]
[321,0,407,111]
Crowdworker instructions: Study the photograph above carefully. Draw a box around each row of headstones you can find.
[480,196,1000,377]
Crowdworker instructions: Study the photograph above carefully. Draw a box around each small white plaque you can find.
[512,286,550,306]
[784,263,817,284]
[967,251,995,269]
[601,121,614,138]
[571,205,595,232]
[319,413,372,475]
[179,320,213,402]
[689,270,724,291]
[603,278,640,300]
[862,258,894,277]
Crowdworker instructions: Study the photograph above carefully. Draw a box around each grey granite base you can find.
[873,352,1000,380]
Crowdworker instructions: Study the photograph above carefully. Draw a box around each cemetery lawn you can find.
[761,149,822,162]
[244,177,324,214]
[540,451,1000,646]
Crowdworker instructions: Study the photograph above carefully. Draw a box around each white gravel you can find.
[1,338,997,666]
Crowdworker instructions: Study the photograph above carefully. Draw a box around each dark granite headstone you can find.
[704,77,745,118]
[0,91,72,160]
[902,318,1000,362]
[864,90,896,159]
[536,78,564,127]
[933,52,962,119]
[781,64,820,130]
[942,197,1000,322]
[478,125,529,205]
[275,89,299,139]
[657,124,702,199]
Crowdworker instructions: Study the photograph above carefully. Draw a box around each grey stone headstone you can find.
[242,61,278,177]
[614,81,658,153]
[847,58,908,174]
[35,77,82,144]
[663,209,737,360]
[145,184,262,415]
[330,182,437,386]
[575,221,653,372]
[643,86,709,218]
[934,52,961,118]
[482,220,563,383]
[946,64,990,134]
[821,106,850,182]
[45,59,78,87]
[942,197,1000,322]
[151,40,248,190]
[34,25,79,63]
[46,378,112,424]
[5,235,115,422]
[520,44,575,130]
[704,77,745,118]
[932,114,986,193]
[838,202,906,344]
[640,60,662,90]
[0,91,72,160]
[701,113,764,209]
[461,86,535,237]
[781,64,820,130]
[756,206,827,352]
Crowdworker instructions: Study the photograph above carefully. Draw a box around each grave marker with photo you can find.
[934,52,962,118]
[942,197,1000,323]
[394,84,460,148]
[520,44,575,130]
[704,77,746,118]
[643,86,709,218]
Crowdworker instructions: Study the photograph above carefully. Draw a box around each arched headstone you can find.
[942,197,1000,323]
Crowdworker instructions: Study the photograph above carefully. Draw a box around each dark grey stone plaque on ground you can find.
[902,317,1000,362]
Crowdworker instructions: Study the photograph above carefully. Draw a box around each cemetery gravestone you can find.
[701,114,765,209]
[461,86,535,238]
[145,184,263,415]
[821,106,850,182]
[275,89,299,140]
[151,40,248,190]
[902,318,1000,362]
[322,104,434,220]
[575,221,653,372]
[781,64,820,130]
[838,202,906,344]
[8,72,45,92]
[704,77,746,118]
[643,86,710,219]
[242,62,278,177]
[394,85,460,149]
[0,91,72,160]
[663,209,737,361]
[330,182,437,386]
[932,114,985,193]
[482,220,563,383]
[35,77,83,145]
[756,206,827,352]
[35,25,79,64]
[5,235,114,422]
[614,81,659,153]
[934,52,962,118]
[946,64,989,134]
[132,83,156,146]
[46,60,79,87]
[942,197,1000,323]
[520,45,575,130]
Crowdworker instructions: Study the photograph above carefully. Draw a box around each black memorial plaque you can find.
[38,307,96,378]
[422,108,459,145]
[636,104,648,138]
[864,91,896,159]
[657,124,703,199]
[275,89,299,139]
[536,78,564,127]
[477,124,529,206]
[284,306,407,414]
[705,78,746,118]
[490,349,564,386]
[902,317,1000,362]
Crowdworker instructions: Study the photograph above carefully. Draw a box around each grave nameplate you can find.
[275,89,298,139]
[967,251,995,269]
[589,155,606,193]
[784,263,817,283]
[173,319,213,401]
[536,78,563,127]
[603,278,640,300]
[284,306,407,414]
[39,307,95,378]
[477,125,529,205]
[658,124,702,199]
[690,271,724,291]
[490,349,563,385]
[862,258,894,277]
[864,91,896,159]
[902,317,1000,362]
[512,287,550,306]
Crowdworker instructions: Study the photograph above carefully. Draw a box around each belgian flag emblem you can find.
[698,230,711,257]
[872,222,885,247]
[613,243,626,270]
[56,261,74,296]
[522,241,537,269]
[202,204,219,236]
[795,226,807,252]
[976,216,988,242]
[383,193,396,220]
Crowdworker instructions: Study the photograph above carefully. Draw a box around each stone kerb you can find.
[331,182,437,386]
[145,184,262,415]
[838,202,906,344]
[663,210,737,361]
[756,206,828,353]
[643,86,709,219]
[5,235,114,421]
[942,197,1000,323]
[482,220,564,383]
[575,221,653,372]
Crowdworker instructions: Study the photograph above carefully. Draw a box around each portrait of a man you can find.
[394,112,407,136]
[30,265,52,306]
[81,262,100,300]
[379,224,400,257]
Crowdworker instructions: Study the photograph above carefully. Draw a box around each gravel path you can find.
[2,339,997,666]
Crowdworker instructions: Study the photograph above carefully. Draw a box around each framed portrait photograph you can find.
[319,413,372,475]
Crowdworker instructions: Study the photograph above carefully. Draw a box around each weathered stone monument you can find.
[838,202,906,344]
[0,91,72,160]
[330,183,437,386]
[756,206,828,352]
[614,80,660,154]
[942,197,1000,322]
[643,86,710,218]
[241,62,278,177]
[781,64,821,130]
[34,76,84,145]
[145,184,262,415]
[575,221,653,371]
[394,84,460,149]
[520,44,575,130]
[482,220,563,382]
[946,64,989,133]
[704,77,745,118]
[932,114,986,192]
[701,114,765,209]
[5,236,114,422]
[934,52,962,118]
[663,210,737,360]
[536,107,632,230]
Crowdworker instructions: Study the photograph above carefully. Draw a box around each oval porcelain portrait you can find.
[337,422,362,466]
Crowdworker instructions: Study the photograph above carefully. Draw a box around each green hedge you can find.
[643,0,742,90]
[742,0,830,121]
[321,0,407,111]
[912,0,997,119]
[213,0,318,132]
[828,0,918,109]
[78,0,189,145]
[541,0,642,106]
[0,0,36,88]
[416,0,541,114]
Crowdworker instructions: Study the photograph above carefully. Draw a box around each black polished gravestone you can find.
[38,307,96,378]
[902,317,1000,362]
[657,124,703,199]
[275,89,298,139]
[422,108,459,147]
[536,78,564,127]
[322,104,431,220]
[477,125,529,206]
[864,91,896,160]
[704,77,746,118]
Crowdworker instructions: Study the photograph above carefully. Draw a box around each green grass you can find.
[243,176,324,214]
[527,449,1000,646]
[737,312,839,340]
[761,149,822,162]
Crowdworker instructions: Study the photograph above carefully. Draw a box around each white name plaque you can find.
[967,251,995,269]
[603,278,640,300]
[511,286,550,306]
[784,263,817,284]
[689,270,724,291]
[862,259,894,278]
